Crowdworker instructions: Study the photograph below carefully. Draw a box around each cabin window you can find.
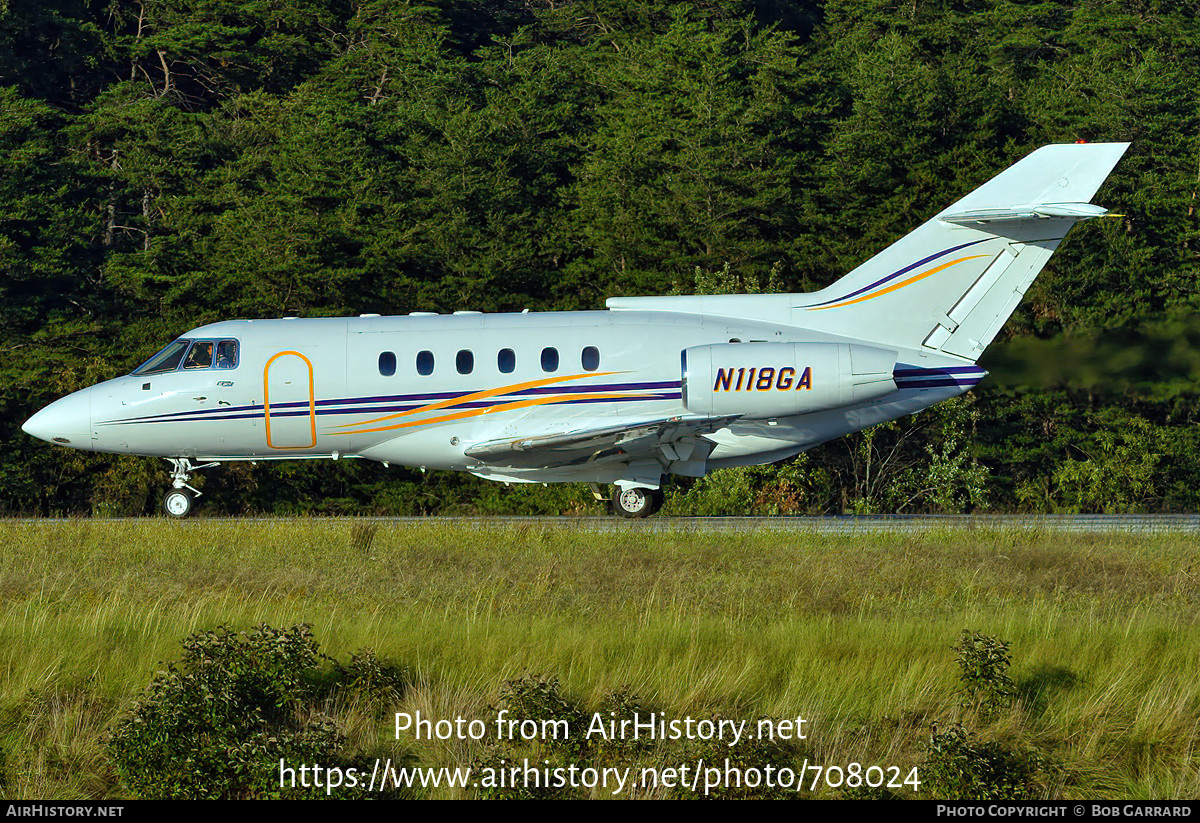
[416,350,434,376]
[379,351,396,376]
[498,348,515,374]
[582,346,600,371]
[541,347,559,372]
[456,349,474,375]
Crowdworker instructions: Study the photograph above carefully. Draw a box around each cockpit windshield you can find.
[133,340,191,375]
[132,339,239,375]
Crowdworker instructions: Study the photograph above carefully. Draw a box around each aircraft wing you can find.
[464,415,738,470]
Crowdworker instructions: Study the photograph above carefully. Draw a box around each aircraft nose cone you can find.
[22,390,93,447]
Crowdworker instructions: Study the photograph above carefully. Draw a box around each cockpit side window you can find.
[183,341,214,369]
[132,340,191,375]
[215,340,238,369]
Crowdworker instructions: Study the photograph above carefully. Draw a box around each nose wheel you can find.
[611,485,664,518]
[161,458,219,518]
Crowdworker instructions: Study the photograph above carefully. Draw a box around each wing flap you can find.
[464,415,738,469]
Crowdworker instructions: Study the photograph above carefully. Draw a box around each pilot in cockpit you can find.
[183,342,213,369]
[215,341,237,368]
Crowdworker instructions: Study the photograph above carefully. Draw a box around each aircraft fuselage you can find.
[26,310,975,484]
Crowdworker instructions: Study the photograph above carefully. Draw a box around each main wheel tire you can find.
[162,488,194,518]
[613,486,656,518]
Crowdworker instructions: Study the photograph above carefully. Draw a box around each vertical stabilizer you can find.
[605,143,1128,361]
[787,142,1129,359]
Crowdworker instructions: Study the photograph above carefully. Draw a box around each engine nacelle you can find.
[682,342,898,419]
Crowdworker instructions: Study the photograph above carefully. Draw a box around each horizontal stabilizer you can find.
[940,202,1111,225]
[937,143,1129,216]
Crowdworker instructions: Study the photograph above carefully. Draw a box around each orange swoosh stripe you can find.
[329,391,647,437]
[332,370,623,429]
[808,255,990,311]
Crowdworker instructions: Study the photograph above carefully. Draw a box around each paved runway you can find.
[380,514,1200,533]
[493,514,1200,534]
[15,514,1200,533]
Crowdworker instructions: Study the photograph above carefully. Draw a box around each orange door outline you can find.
[263,351,317,449]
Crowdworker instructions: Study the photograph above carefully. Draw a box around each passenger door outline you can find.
[263,351,317,449]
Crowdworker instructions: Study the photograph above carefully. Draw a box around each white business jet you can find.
[23,143,1129,517]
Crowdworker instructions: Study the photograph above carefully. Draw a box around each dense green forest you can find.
[2,0,1199,516]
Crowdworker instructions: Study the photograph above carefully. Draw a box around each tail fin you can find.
[791,142,1129,359]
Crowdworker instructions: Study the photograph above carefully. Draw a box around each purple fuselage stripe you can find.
[99,391,683,425]
[106,380,684,424]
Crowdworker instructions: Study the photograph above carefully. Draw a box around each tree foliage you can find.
[3,0,1199,515]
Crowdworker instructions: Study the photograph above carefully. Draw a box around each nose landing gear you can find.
[162,458,219,518]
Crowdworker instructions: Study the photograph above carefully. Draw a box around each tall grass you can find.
[0,520,1195,798]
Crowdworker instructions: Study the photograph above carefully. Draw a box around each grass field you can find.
[0,519,1196,799]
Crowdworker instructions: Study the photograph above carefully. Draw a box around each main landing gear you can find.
[161,458,219,518]
[611,485,665,518]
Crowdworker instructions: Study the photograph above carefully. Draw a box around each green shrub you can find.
[339,648,409,712]
[954,629,1015,715]
[922,722,1043,800]
[676,716,801,799]
[107,624,402,798]
[471,675,590,799]
[470,741,576,800]
[493,674,588,757]
[593,686,655,759]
